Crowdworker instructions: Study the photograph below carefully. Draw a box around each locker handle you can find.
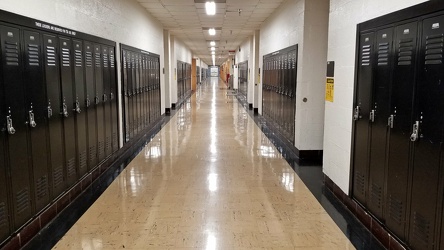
[110,93,114,100]
[370,110,375,122]
[6,116,15,135]
[353,106,360,121]
[410,121,420,142]
[74,101,81,114]
[95,96,100,105]
[62,103,69,117]
[86,98,91,107]
[388,115,394,128]
[28,111,37,128]
[103,94,107,102]
[47,106,53,118]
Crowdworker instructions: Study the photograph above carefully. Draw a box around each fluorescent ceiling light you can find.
[210,41,216,46]
[211,51,215,55]
[208,28,216,35]
[211,47,215,51]
[206,2,216,15]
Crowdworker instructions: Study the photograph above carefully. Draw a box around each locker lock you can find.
[75,101,81,114]
[47,105,53,118]
[110,93,114,100]
[6,115,15,135]
[62,103,69,117]
[369,110,375,123]
[103,94,107,102]
[353,106,360,121]
[410,121,420,142]
[86,98,91,107]
[95,96,100,105]
[28,111,37,128]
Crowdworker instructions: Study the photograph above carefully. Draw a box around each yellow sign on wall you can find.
[326,78,334,102]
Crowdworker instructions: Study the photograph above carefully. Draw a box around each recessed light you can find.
[210,41,216,46]
[211,47,215,51]
[205,1,216,15]
[211,51,215,55]
[208,28,216,35]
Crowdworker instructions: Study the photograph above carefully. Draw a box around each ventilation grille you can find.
[67,157,76,177]
[36,175,48,200]
[398,38,413,65]
[79,150,87,171]
[103,53,109,68]
[53,166,63,188]
[98,141,104,157]
[113,132,118,147]
[86,51,93,67]
[106,137,111,153]
[46,46,56,66]
[28,44,40,66]
[355,171,365,194]
[388,195,403,224]
[110,52,115,68]
[0,202,7,227]
[361,44,371,66]
[412,212,430,245]
[5,41,19,66]
[89,145,97,164]
[425,34,443,65]
[95,52,101,67]
[62,48,70,67]
[377,42,389,66]
[16,189,30,214]
[75,49,82,67]
[370,182,382,208]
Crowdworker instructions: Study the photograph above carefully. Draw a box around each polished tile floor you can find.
[53,78,355,250]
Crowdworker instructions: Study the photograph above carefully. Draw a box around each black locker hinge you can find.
[6,115,16,135]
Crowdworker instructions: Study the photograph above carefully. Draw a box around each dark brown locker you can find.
[109,47,118,152]
[385,22,418,240]
[43,34,65,198]
[156,58,161,118]
[94,44,105,162]
[73,40,87,177]
[367,28,393,221]
[23,30,50,212]
[135,54,141,134]
[84,42,97,169]
[102,46,112,157]
[0,25,33,228]
[352,32,375,206]
[59,37,77,186]
[129,52,135,138]
[408,15,444,250]
[122,50,129,142]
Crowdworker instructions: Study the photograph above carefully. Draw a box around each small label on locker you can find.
[404,29,410,34]
[30,36,35,40]
[63,42,67,46]
[7,32,13,37]
[382,34,387,38]
[48,39,52,43]
[432,23,440,29]
[76,44,79,48]
[365,37,369,42]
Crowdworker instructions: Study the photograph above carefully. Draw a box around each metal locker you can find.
[367,28,393,221]
[122,50,129,142]
[127,51,134,139]
[72,40,88,177]
[94,44,105,162]
[102,46,112,157]
[142,55,148,128]
[109,47,118,152]
[130,52,136,136]
[43,34,65,198]
[23,30,50,212]
[84,42,97,169]
[0,25,33,228]
[385,22,418,240]
[59,37,77,186]
[156,59,161,118]
[352,32,375,206]
[135,54,141,134]
[408,15,444,250]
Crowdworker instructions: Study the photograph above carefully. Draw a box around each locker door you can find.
[122,50,129,142]
[142,55,148,128]
[59,37,77,186]
[73,40,87,177]
[84,42,97,169]
[130,52,137,136]
[385,22,418,240]
[352,32,375,206]
[127,51,134,139]
[102,46,112,157]
[408,16,444,250]
[43,34,65,197]
[109,47,118,152]
[23,30,50,212]
[94,44,105,162]
[156,59,161,118]
[1,25,33,228]
[135,54,141,134]
[367,28,393,221]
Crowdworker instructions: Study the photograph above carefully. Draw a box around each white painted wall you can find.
[0,0,165,147]
[323,0,428,194]
[259,0,328,151]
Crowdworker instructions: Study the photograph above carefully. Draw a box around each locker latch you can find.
[410,121,420,142]
[95,96,100,105]
[369,110,375,122]
[47,105,53,118]
[28,111,37,128]
[103,94,107,102]
[110,93,114,100]
[353,106,360,121]
[388,115,394,128]
[86,98,91,107]
[75,101,81,114]
[6,116,15,135]
[62,103,69,117]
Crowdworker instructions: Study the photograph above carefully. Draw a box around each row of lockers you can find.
[262,45,298,144]
[121,45,161,143]
[352,8,444,250]
[177,61,191,101]
[238,61,248,97]
[0,20,119,243]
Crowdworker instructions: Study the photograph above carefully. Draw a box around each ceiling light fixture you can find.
[205,1,216,15]
[211,47,215,51]
[210,41,216,46]
[211,51,215,55]
[208,28,216,36]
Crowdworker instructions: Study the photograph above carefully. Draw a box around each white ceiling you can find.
[136,0,285,66]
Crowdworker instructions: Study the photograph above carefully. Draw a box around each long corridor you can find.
[53,78,354,249]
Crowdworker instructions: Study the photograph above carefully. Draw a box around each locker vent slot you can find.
[388,196,403,224]
[67,157,76,177]
[110,53,115,68]
[36,175,48,199]
[370,182,382,208]
[5,41,19,66]
[377,42,389,66]
[89,146,97,163]
[103,53,109,68]
[46,46,56,66]
[355,171,365,194]
[16,189,30,214]
[98,141,104,156]
[113,132,118,146]
[62,48,70,67]
[425,34,443,65]
[53,166,63,188]
[412,212,430,244]
[398,39,413,65]
[0,202,6,227]
[86,51,93,67]
[75,50,82,67]
[95,52,101,67]
[28,44,40,66]
[106,137,111,151]
[79,150,87,171]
